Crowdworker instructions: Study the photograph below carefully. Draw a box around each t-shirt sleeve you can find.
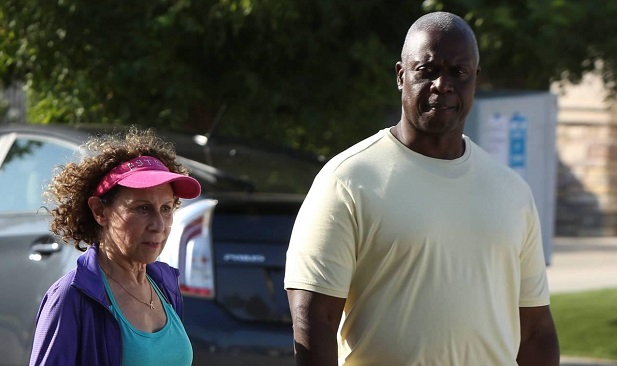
[284,168,357,298]
[519,195,551,307]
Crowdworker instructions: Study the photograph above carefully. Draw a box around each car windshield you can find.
[0,124,324,197]
[160,131,324,196]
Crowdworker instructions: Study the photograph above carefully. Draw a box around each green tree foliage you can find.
[0,0,424,155]
[1,1,616,156]
[423,0,617,93]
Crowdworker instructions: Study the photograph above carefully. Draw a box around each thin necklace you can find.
[102,267,155,310]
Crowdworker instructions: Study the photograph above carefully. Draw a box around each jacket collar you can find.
[70,244,180,307]
[72,245,108,306]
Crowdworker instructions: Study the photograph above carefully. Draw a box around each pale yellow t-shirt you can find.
[284,128,550,366]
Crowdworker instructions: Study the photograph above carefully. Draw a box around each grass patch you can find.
[551,288,617,360]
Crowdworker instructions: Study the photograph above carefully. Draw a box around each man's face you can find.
[396,28,479,136]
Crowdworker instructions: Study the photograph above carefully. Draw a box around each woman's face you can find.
[99,184,175,265]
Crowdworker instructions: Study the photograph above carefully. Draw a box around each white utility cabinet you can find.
[465,91,558,264]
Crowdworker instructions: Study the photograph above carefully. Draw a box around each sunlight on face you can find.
[102,184,176,265]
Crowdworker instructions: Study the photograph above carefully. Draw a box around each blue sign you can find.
[508,112,528,177]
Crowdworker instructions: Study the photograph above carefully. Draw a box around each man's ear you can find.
[88,196,108,226]
[395,62,404,91]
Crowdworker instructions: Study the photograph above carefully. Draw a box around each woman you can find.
[29,127,201,365]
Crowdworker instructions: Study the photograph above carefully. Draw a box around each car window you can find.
[0,137,76,213]
[165,133,324,195]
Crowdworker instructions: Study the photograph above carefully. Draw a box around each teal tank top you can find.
[101,271,193,366]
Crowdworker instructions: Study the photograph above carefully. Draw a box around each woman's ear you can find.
[87,196,108,226]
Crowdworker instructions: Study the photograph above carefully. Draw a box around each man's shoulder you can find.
[323,128,391,172]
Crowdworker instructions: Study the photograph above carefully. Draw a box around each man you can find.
[284,11,559,366]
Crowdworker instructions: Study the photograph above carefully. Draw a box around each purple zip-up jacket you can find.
[29,245,184,366]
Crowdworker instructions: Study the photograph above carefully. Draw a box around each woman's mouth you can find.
[143,241,160,249]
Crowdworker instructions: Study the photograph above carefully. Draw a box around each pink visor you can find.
[93,156,201,199]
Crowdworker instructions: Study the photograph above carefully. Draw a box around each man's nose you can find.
[431,73,454,93]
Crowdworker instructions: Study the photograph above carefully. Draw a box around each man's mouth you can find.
[428,104,455,111]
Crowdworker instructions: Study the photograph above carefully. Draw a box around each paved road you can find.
[547,237,617,366]
[561,357,617,366]
[548,236,617,294]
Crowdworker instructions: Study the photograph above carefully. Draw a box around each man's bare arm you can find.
[517,305,560,366]
[287,289,346,366]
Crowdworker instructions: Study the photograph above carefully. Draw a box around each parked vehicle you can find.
[0,123,323,365]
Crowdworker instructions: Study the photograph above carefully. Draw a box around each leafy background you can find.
[1,0,616,156]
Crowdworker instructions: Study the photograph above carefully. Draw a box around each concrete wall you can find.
[552,74,617,236]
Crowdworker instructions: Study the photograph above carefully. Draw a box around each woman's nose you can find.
[148,212,167,232]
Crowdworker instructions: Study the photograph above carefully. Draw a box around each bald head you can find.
[402,12,479,66]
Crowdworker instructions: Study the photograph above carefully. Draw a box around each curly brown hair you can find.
[44,126,190,251]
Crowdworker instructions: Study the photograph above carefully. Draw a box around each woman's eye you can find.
[161,205,174,216]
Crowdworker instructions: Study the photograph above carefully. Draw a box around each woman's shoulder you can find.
[45,269,78,298]
[147,261,183,313]
[147,261,180,291]
[148,261,179,277]
[38,269,89,315]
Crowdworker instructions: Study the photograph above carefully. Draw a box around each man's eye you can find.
[417,66,438,78]
[418,66,434,73]
[456,68,469,76]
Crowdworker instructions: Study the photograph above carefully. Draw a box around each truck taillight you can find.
[176,199,218,299]
[181,229,215,298]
